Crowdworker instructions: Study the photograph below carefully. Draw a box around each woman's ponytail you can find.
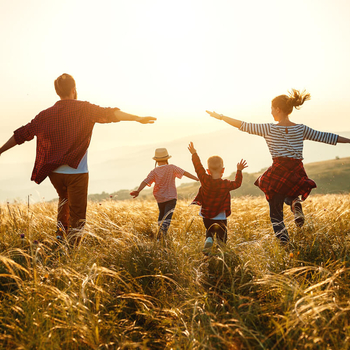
[287,89,311,110]
[272,89,311,115]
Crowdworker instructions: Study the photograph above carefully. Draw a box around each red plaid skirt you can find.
[255,157,316,201]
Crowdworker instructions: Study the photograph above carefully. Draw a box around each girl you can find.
[206,89,350,243]
[130,148,198,238]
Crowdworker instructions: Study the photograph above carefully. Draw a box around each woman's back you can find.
[240,122,338,159]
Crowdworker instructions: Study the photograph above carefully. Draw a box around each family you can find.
[0,74,349,251]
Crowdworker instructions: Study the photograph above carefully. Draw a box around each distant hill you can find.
[87,129,350,197]
[88,156,350,201]
[2,127,350,202]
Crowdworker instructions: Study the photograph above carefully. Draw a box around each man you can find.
[0,73,156,245]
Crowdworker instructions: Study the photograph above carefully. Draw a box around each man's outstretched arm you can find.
[114,110,156,124]
[0,135,17,156]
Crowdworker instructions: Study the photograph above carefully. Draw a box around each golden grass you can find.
[0,194,349,349]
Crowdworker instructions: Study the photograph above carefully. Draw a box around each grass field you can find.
[0,195,349,349]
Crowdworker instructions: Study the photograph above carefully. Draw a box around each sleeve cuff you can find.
[239,121,245,131]
[13,129,26,145]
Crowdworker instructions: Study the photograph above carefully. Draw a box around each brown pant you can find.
[49,172,89,243]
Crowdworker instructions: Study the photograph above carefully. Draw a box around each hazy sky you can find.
[1,0,350,161]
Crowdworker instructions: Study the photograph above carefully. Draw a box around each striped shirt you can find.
[239,122,338,159]
[144,164,185,203]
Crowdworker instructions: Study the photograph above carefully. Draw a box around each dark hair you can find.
[54,73,76,98]
[272,89,311,115]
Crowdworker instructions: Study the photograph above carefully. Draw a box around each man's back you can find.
[13,100,118,183]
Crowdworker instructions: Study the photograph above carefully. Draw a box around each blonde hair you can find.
[272,89,311,115]
[207,156,224,171]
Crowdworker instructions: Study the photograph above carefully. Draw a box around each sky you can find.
[1,0,350,163]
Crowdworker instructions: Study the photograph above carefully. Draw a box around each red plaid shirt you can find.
[255,157,316,201]
[13,100,120,184]
[191,153,242,219]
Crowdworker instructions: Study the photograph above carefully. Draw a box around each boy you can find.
[188,142,247,254]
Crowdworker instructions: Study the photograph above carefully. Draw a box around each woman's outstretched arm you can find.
[206,110,242,129]
[337,136,350,143]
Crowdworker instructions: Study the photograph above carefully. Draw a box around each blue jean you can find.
[157,199,177,235]
[268,194,296,243]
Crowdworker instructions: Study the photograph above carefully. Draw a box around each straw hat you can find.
[153,148,172,161]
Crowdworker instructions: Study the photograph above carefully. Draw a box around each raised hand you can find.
[188,142,197,155]
[237,159,248,171]
[206,110,223,120]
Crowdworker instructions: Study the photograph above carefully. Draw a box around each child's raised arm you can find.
[130,181,148,198]
[188,142,207,182]
[237,159,248,171]
[188,142,197,155]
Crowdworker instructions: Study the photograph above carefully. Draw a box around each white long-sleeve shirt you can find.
[239,122,338,159]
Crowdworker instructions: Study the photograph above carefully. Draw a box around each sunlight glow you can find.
[1,0,350,200]
[2,0,350,136]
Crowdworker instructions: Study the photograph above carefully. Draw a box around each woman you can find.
[206,89,350,243]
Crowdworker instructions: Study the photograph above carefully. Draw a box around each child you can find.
[188,142,248,253]
[130,148,198,237]
[206,89,350,244]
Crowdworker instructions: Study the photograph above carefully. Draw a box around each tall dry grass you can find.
[0,195,349,349]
